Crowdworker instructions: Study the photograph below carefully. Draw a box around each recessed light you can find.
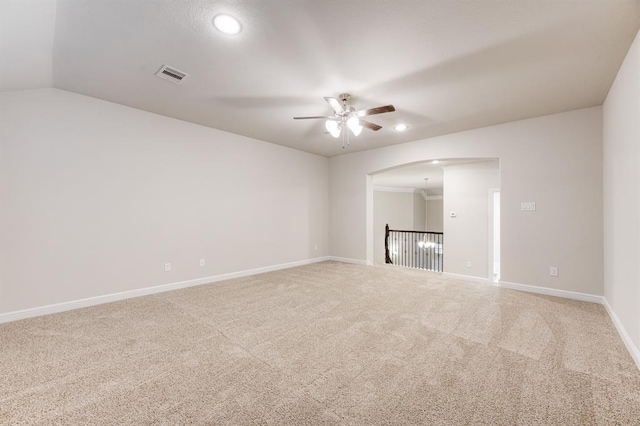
[393,123,408,132]
[432,160,440,164]
[213,14,242,35]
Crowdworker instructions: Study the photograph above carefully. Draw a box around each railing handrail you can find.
[387,228,443,235]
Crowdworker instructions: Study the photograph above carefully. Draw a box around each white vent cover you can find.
[155,65,189,84]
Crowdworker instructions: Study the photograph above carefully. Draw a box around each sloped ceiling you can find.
[3,1,640,157]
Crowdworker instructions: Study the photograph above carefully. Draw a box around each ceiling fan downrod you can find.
[339,93,351,108]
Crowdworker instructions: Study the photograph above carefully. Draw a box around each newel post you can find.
[384,223,392,264]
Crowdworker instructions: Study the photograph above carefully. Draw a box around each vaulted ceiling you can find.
[2,0,639,157]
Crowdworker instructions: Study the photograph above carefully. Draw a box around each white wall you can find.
[603,30,640,357]
[372,191,415,265]
[427,199,443,232]
[443,162,499,279]
[0,88,329,314]
[331,107,603,295]
[413,192,426,231]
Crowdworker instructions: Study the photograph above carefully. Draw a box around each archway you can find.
[366,158,500,281]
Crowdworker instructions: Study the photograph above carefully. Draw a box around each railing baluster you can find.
[411,233,414,268]
[403,232,406,267]
[405,232,408,267]
[438,233,442,271]
[432,233,435,271]
[409,233,412,268]
[428,234,431,271]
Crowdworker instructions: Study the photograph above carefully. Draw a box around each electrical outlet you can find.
[164,263,171,272]
[550,266,559,277]
[199,258,205,267]
[314,245,318,251]
[466,261,472,268]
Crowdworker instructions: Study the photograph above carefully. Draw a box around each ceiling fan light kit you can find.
[294,93,396,149]
[325,120,341,138]
[347,116,363,136]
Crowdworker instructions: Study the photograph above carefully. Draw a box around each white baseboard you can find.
[0,257,331,324]
[498,280,604,304]
[4,260,638,372]
[443,272,491,284]
[327,256,368,265]
[489,280,639,371]
[602,298,640,370]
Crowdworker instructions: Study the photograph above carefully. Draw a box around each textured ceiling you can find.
[0,0,56,91]
[18,1,640,156]
[372,159,498,195]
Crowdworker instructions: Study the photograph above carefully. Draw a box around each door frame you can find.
[488,188,500,283]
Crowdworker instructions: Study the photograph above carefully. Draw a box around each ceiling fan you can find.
[294,93,395,148]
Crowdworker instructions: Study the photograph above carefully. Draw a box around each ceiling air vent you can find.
[155,65,189,84]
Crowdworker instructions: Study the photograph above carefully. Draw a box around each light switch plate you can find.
[521,202,536,211]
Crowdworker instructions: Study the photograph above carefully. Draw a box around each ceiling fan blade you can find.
[324,97,344,114]
[360,120,382,131]
[293,115,337,120]
[355,105,396,117]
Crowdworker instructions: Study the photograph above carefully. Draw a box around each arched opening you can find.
[366,158,500,281]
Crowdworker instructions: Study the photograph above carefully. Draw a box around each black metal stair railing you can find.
[385,224,443,272]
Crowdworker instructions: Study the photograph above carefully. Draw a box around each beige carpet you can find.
[1,261,639,425]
